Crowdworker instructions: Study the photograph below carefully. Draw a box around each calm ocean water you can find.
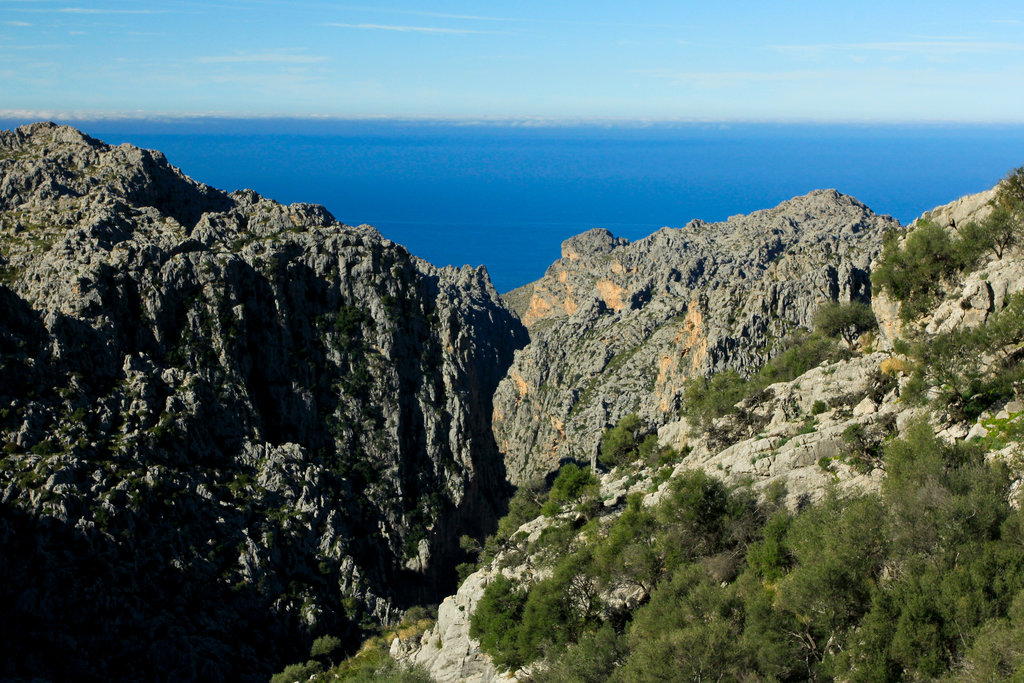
[6,118,1024,293]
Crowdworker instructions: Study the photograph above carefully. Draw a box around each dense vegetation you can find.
[470,422,1024,681]
[465,218,1024,679]
[873,166,1024,320]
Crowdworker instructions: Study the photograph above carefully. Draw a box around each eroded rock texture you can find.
[495,191,899,483]
[0,123,526,682]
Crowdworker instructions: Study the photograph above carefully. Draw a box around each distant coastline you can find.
[4,117,1023,292]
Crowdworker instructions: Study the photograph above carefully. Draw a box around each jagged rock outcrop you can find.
[391,565,516,683]
[659,352,899,506]
[872,188,1001,347]
[495,191,899,483]
[0,123,527,682]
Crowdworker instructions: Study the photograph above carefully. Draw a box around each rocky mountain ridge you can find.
[495,189,898,483]
[5,122,1022,682]
[0,122,526,681]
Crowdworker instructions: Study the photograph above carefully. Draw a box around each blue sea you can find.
[5,118,1024,293]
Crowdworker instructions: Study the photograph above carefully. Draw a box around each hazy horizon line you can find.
[4,110,1024,127]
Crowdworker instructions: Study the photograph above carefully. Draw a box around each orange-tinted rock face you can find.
[521,265,581,326]
[493,192,895,484]
[654,302,708,412]
[595,279,628,312]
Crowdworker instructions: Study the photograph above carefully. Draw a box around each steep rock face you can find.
[0,123,526,681]
[495,191,898,483]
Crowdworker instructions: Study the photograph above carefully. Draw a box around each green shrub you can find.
[546,463,597,509]
[270,660,323,683]
[872,220,963,320]
[616,564,746,681]
[813,300,877,345]
[958,166,1024,262]
[310,634,342,662]
[598,413,643,468]
[532,623,626,683]
[469,574,529,670]
[838,423,878,472]
[598,415,675,469]
[516,552,602,662]
[328,649,433,682]
[591,499,662,594]
[957,209,1015,264]
[353,659,433,682]
[746,512,792,581]
[681,369,747,427]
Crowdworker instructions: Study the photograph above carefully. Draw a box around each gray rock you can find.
[495,189,897,483]
[392,567,516,683]
[0,122,526,681]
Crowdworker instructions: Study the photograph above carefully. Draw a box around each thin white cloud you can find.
[372,10,511,22]
[0,42,72,50]
[407,11,509,21]
[324,22,492,34]
[637,68,831,87]
[773,40,1024,54]
[853,41,1024,52]
[57,7,164,14]
[636,66,1023,95]
[4,20,32,26]
[330,5,514,22]
[906,34,980,41]
[330,4,688,30]
[196,53,326,64]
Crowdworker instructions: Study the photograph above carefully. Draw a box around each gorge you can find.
[2,122,1023,682]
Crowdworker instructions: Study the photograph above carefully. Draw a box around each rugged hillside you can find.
[495,191,898,483]
[0,123,526,682]
[392,180,1024,683]
[7,122,1023,683]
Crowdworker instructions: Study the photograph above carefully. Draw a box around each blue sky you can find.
[2,0,1024,121]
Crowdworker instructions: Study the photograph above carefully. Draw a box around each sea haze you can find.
[7,118,1024,293]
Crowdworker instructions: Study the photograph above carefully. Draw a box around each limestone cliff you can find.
[495,191,898,483]
[0,123,526,682]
